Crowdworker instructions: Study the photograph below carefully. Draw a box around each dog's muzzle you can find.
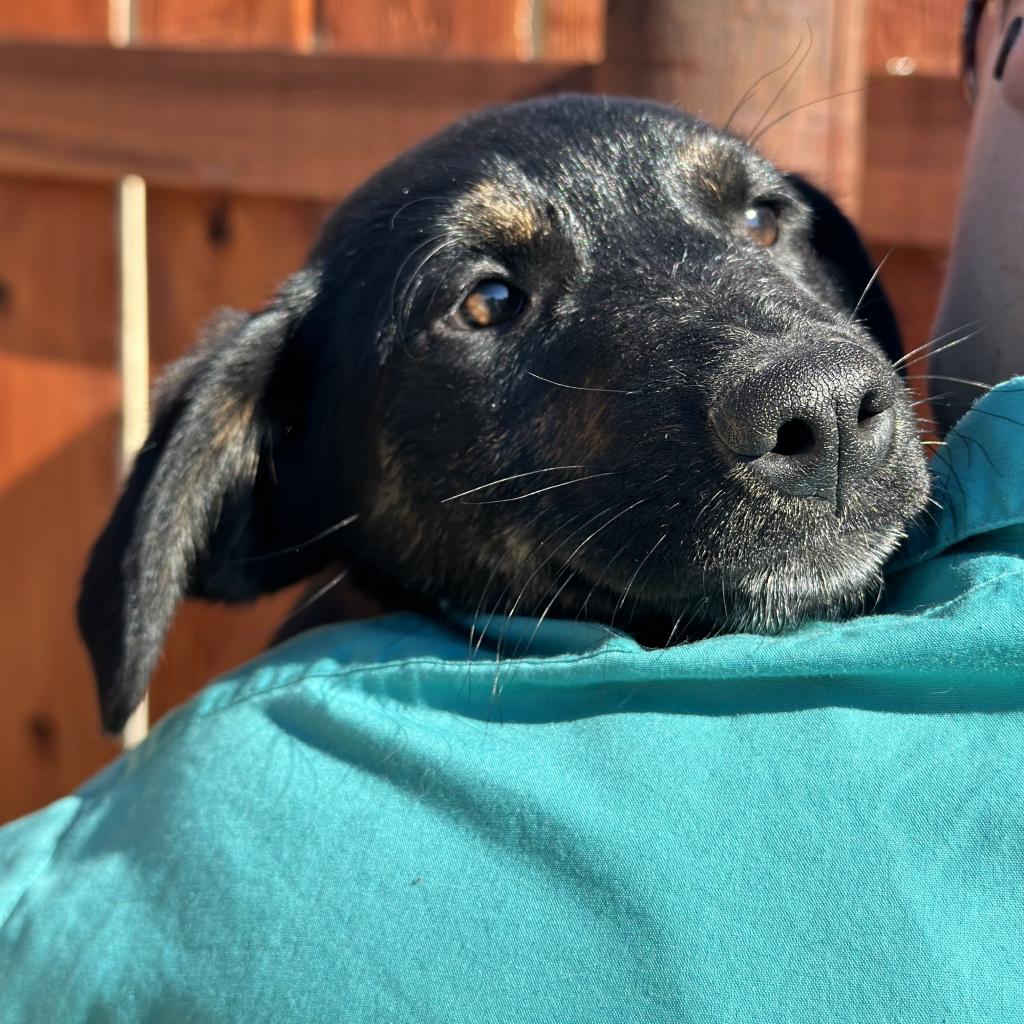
[709,343,898,510]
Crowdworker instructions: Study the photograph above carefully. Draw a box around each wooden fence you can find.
[0,0,970,822]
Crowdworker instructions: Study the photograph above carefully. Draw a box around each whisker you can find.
[746,23,812,142]
[397,238,460,330]
[459,472,618,505]
[441,465,593,503]
[388,194,446,230]
[277,566,351,627]
[527,371,637,395]
[849,245,894,325]
[476,493,617,653]
[911,391,954,409]
[896,290,1024,370]
[722,33,807,133]
[389,233,448,326]
[906,373,993,392]
[611,533,667,627]
[229,514,359,564]
[573,538,634,623]
[896,326,986,372]
[470,501,596,659]
[750,82,874,147]
[514,499,647,661]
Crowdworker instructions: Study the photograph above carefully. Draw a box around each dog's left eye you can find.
[743,204,779,247]
[456,280,526,329]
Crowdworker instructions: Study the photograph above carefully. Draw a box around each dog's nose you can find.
[709,344,897,507]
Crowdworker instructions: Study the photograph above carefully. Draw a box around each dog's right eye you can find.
[455,280,526,329]
[743,203,780,247]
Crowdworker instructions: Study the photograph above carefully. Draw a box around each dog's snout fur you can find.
[710,344,898,509]
[77,95,930,731]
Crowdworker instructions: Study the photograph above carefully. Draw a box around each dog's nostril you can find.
[856,387,896,432]
[857,390,881,424]
[772,418,816,457]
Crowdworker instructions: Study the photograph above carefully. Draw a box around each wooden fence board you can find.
[137,0,315,50]
[147,190,326,365]
[540,0,606,62]
[861,74,970,247]
[0,176,119,823]
[0,43,593,200]
[321,0,533,59]
[0,0,108,41]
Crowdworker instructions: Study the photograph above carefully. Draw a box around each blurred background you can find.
[0,0,966,822]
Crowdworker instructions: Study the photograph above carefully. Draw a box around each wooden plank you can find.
[868,0,963,79]
[541,0,606,62]
[0,0,109,41]
[136,0,314,51]
[321,0,605,61]
[0,42,594,201]
[146,190,326,365]
[599,0,869,213]
[0,176,120,823]
[320,0,533,59]
[860,73,970,248]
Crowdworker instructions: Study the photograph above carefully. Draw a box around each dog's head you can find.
[80,95,928,731]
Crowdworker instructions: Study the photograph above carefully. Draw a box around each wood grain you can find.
[0,42,594,200]
[541,0,606,62]
[0,0,109,41]
[136,0,314,50]
[321,0,605,60]
[0,176,120,823]
[860,74,970,248]
[321,0,533,59]
[146,188,327,366]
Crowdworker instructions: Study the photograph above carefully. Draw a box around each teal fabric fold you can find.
[1,379,1022,1023]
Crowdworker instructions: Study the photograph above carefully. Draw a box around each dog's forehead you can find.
[436,112,779,247]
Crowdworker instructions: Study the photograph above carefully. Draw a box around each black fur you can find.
[79,95,928,732]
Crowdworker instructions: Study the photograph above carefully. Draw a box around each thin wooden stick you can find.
[110,0,150,749]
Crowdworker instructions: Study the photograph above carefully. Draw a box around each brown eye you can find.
[457,280,525,329]
[744,204,779,247]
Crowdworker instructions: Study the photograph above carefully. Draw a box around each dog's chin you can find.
[586,522,907,643]
[708,523,906,635]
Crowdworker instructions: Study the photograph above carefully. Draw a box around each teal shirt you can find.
[2,380,1023,1023]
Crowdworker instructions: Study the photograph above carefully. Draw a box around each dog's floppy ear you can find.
[786,175,903,367]
[78,269,331,733]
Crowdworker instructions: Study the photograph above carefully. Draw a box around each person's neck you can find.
[929,70,1024,433]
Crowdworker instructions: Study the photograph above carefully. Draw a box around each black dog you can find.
[79,95,929,732]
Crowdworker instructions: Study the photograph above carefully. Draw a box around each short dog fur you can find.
[79,95,929,731]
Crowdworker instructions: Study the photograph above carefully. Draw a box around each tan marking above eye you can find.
[744,204,779,246]
[458,181,539,243]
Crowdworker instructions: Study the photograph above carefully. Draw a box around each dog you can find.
[78,95,929,732]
